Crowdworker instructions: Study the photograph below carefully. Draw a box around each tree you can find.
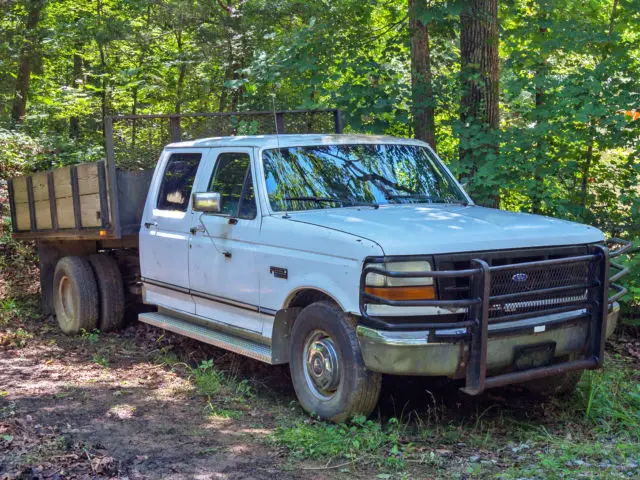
[458,0,499,205]
[409,0,436,150]
[11,0,45,123]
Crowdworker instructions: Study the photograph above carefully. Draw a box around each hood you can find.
[284,204,604,255]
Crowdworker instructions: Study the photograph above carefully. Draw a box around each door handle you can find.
[144,221,158,229]
[190,225,205,235]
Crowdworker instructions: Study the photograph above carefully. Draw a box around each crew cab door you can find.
[188,148,262,333]
[140,149,208,314]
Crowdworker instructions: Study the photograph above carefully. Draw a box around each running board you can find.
[138,312,273,364]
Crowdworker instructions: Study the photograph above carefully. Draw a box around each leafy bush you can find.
[0,129,43,178]
[0,128,105,180]
[618,241,640,321]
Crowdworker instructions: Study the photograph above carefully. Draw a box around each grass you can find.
[275,415,406,470]
[272,360,640,478]
[577,368,640,435]
[1,294,637,478]
[205,401,243,420]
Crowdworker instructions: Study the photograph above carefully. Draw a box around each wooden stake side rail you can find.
[9,161,114,240]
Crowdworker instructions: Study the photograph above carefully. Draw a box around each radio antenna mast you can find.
[270,93,289,218]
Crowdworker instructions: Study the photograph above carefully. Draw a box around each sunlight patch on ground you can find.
[107,403,137,420]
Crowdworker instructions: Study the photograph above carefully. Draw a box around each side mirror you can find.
[192,192,222,213]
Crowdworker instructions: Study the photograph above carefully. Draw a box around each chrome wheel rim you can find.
[302,330,341,399]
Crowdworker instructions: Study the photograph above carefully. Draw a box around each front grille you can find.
[435,245,594,322]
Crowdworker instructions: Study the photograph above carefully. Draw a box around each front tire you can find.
[53,256,99,335]
[289,301,382,422]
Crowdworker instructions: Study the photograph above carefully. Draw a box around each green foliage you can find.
[577,367,640,435]
[92,353,109,367]
[620,242,640,319]
[192,359,224,396]
[275,415,406,469]
[0,0,638,310]
[190,359,255,400]
[0,297,38,326]
[80,329,101,345]
[0,326,33,347]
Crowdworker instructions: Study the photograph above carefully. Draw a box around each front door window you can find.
[207,152,256,219]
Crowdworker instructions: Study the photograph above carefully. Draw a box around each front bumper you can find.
[357,302,620,377]
[358,239,631,394]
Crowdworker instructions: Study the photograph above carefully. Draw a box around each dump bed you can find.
[8,109,341,241]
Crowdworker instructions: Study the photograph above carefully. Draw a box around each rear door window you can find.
[156,153,202,212]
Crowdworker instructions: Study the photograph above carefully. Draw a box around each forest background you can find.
[0,0,638,313]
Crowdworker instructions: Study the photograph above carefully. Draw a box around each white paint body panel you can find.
[281,204,604,256]
[140,134,606,335]
[257,215,382,315]
[188,147,263,332]
[140,148,212,314]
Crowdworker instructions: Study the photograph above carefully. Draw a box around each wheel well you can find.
[286,289,339,310]
[271,289,342,365]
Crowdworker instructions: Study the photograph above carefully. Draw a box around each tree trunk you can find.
[96,0,110,131]
[11,0,44,123]
[175,31,187,114]
[531,6,549,215]
[579,0,618,209]
[69,50,83,138]
[459,0,499,206]
[409,0,436,150]
[460,0,499,130]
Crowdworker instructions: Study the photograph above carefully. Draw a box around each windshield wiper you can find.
[284,196,379,209]
[387,194,468,206]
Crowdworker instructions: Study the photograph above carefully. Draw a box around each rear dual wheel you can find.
[88,254,125,332]
[53,254,125,335]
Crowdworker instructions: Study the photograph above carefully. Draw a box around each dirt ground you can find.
[0,310,300,480]
[2,307,639,480]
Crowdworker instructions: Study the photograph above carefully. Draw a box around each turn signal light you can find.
[365,285,436,301]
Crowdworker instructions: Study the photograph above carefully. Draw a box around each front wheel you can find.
[289,301,382,422]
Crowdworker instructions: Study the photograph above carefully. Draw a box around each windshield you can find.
[262,144,467,212]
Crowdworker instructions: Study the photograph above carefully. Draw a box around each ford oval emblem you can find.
[512,273,528,283]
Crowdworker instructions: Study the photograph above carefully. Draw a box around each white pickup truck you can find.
[8,113,631,421]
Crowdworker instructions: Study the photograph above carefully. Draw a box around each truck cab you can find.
[137,134,627,421]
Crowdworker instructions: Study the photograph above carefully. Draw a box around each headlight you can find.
[365,261,435,301]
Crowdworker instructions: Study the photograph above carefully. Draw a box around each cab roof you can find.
[165,134,429,150]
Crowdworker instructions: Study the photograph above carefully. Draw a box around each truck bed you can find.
[7,110,341,242]
[8,161,152,241]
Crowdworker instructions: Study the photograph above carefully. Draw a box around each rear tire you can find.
[53,256,99,335]
[289,301,382,422]
[88,254,125,332]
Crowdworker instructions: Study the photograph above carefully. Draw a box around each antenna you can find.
[270,93,289,218]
